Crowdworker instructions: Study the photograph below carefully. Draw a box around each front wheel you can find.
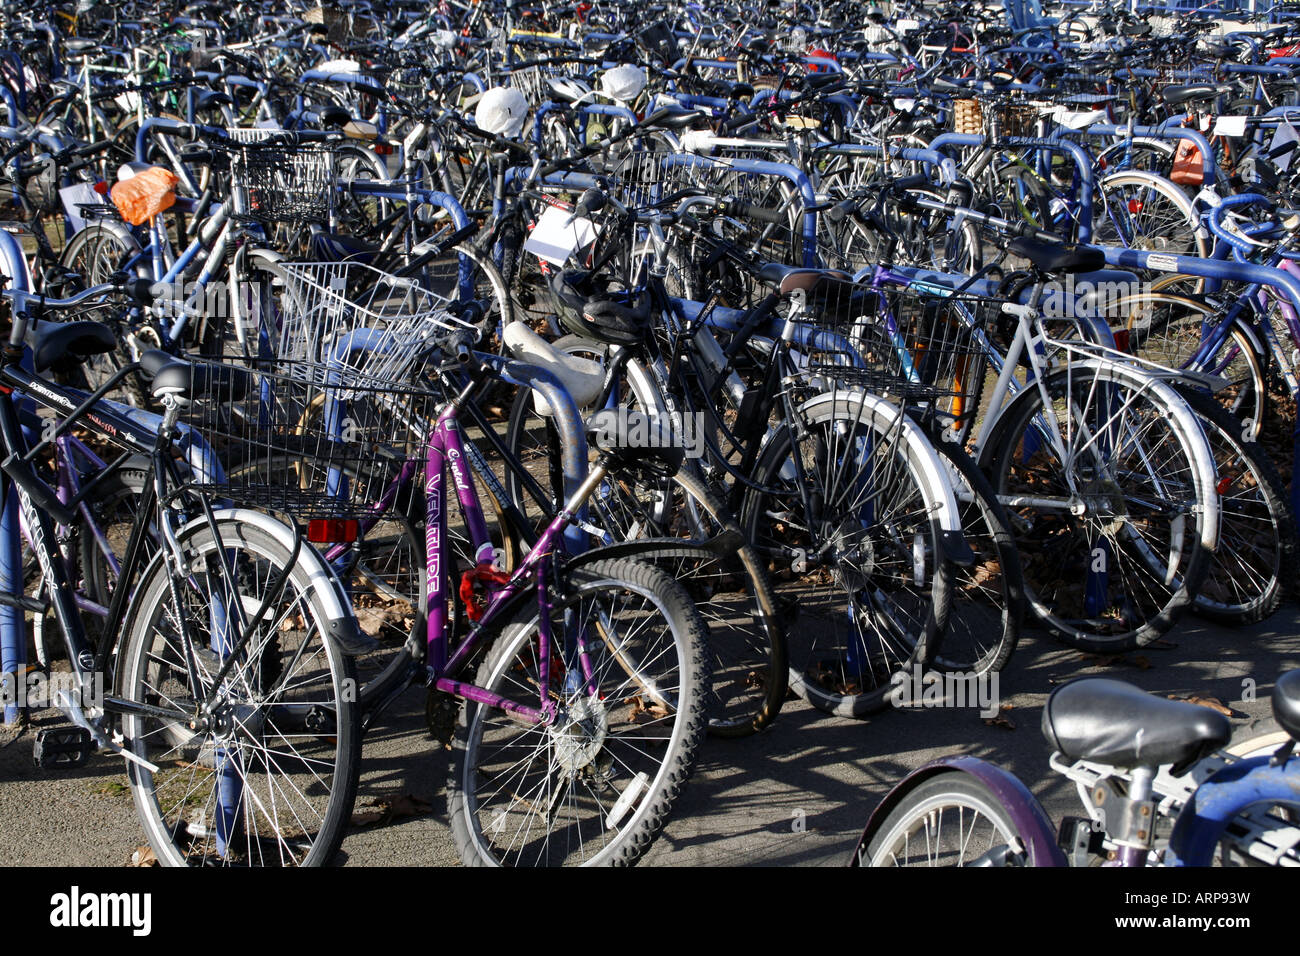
[117,513,361,866]
[447,557,709,866]
[861,773,1033,867]
[981,365,1214,651]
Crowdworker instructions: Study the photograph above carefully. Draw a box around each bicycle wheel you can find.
[1094,171,1208,262]
[924,433,1024,677]
[1110,291,1267,439]
[588,467,788,737]
[1174,385,1297,625]
[861,773,1033,867]
[447,557,708,866]
[117,511,360,866]
[59,223,149,405]
[78,458,151,650]
[739,391,955,718]
[982,364,1214,651]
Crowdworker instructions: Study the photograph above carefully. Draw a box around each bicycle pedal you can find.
[32,725,93,770]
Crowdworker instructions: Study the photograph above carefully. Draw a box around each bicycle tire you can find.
[739,391,954,718]
[117,511,361,866]
[446,556,708,866]
[1174,385,1297,625]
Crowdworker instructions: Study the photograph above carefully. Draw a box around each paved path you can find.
[0,608,1293,866]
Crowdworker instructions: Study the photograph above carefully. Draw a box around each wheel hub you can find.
[550,696,608,773]
[1079,478,1128,536]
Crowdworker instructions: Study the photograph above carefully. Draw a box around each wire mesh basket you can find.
[800,281,1000,432]
[178,358,440,521]
[246,260,475,384]
[992,102,1046,139]
[227,128,337,224]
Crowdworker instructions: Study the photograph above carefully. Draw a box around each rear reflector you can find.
[308,518,359,543]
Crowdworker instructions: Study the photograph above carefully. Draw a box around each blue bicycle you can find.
[853,669,1300,867]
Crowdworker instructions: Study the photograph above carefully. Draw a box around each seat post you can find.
[1109,765,1157,867]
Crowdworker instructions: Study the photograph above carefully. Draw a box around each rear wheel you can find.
[739,394,954,718]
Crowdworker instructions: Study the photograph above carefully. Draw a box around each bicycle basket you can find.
[228,128,337,224]
[802,281,998,432]
[178,359,439,522]
[992,102,1043,139]
[950,99,983,136]
[247,260,475,384]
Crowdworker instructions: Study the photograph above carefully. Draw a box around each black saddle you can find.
[1042,678,1231,772]
[1009,236,1106,275]
[586,408,684,479]
[1163,83,1232,107]
[1273,668,1300,742]
[140,350,252,404]
[33,321,117,374]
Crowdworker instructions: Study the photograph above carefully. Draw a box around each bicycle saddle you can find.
[311,231,380,265]
[756,262,851,295]
[586,407,684,479]
[1042,678,1231,772]
[32,320,117,374]
[1274,668,1300,742]
[1008,236,1106,275]
[139,350,253,404]
[1162,83,1232,107]
[502,320,605,415]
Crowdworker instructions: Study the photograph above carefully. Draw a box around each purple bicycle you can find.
[186,340,713,866]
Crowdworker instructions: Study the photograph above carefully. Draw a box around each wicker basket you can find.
[952,99,983,136]
[994,102,1041,139]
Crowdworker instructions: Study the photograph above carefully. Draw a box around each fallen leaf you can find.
[128,845,157,867]
[1168,694,1243,718]
[351,793,432,828]
[982,703,1016,730]
[386,794,432,819]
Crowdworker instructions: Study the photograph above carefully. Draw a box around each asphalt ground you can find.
[0,601,1293,867]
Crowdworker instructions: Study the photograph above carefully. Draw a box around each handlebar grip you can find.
[730,201,786,225]
[719,111,757,133]
[890,173,933,194]
[1,454,76,527]
[392,222,479,278]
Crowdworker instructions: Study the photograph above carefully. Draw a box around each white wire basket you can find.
[251,261,476,384]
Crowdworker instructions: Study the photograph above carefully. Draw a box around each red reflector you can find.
[308,518,359,543]
[1098,156,1107,170]
[1128,199,1143,214]
[373,142,393,155]
[1112,329,1131,353]
[1217,476,1233,495]
[93,181,109,195]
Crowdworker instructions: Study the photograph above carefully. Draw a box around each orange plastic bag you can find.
[1170,139,1204,186]
[110,167,178,225]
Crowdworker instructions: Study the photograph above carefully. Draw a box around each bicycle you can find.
[854,668,1300,867]
[0,279,369,866]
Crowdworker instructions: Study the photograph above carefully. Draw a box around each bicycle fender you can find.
[799,389,966,537]
[1168,754,1300,866]
[848,755,1066,867]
